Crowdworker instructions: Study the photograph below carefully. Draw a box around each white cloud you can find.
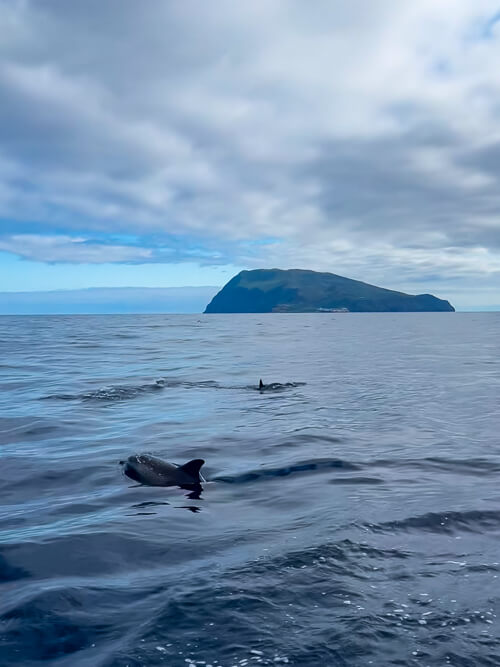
[0,0,499,303]
[0,234,153,263]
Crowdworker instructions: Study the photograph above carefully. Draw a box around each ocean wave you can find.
[365,509,500,535]
[371,456,500,476]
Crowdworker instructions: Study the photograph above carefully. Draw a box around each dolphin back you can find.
[179,459,205,481]
[122,453,205,487]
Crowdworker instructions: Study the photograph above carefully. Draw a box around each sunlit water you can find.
[1,313,499,667]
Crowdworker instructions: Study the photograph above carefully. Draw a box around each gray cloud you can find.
[0,0,500,304]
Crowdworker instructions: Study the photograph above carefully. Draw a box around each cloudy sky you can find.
[1,0,500,311]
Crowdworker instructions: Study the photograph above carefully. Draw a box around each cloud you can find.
[0,0,500,301]
[0,234,153,263]
[0,233,234,264]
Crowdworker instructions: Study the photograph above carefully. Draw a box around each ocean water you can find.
[1,313,499,667]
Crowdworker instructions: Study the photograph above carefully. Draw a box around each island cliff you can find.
[204,269,455,313]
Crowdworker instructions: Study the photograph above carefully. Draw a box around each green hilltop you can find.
[204,269,455,313]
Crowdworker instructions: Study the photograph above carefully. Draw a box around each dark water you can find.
[1,313,499,667]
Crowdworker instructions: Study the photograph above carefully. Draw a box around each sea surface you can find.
[1,313,499,667]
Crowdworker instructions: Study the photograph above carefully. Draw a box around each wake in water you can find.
[41,378,217,401]
[41,377,306,401]
[213,457,361,484]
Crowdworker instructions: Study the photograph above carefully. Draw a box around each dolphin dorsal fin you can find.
[259,379,264,389]
[180,459,205,480]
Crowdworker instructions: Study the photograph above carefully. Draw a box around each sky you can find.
[1,0,500,312]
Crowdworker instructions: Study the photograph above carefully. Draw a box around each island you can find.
[204,269,455,313]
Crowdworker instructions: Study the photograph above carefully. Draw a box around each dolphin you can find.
[258,378,303,391]
[120,453,205,488]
